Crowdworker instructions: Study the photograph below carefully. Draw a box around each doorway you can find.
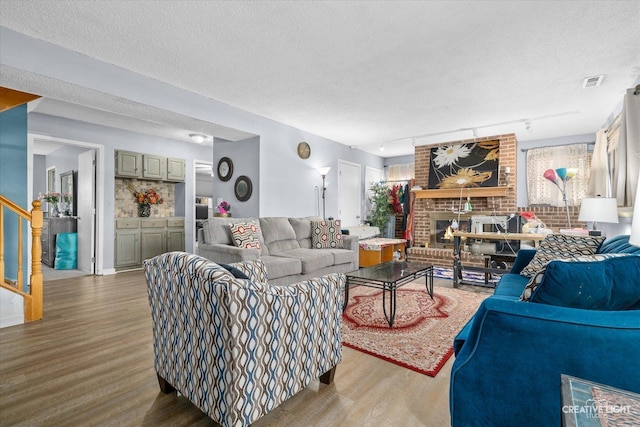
[194,159,214,246]
[28,134,102,279]
[338,160,362,227]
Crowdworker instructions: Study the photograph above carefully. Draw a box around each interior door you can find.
[77,150,96,274]
[338,160,361,227]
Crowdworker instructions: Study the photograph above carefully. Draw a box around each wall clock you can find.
[234,176,253,202]
[297,142,311,159]
[217,157,233,181]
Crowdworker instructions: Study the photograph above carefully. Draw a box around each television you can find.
[195,204,209,220]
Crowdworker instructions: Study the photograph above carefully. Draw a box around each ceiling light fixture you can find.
[379,144,385,152]
[189,133,207,144]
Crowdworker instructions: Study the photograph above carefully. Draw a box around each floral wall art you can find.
[427,140,500,189]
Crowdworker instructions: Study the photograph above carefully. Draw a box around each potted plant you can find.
[368,182,392,232]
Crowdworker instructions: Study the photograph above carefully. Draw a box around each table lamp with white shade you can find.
[578,197,619,236]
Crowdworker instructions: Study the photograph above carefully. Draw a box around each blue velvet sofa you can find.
[449,235,640,427]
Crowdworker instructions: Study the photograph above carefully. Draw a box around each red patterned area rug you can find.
[342,283,488,377]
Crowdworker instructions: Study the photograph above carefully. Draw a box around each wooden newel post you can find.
[29,200,43,321]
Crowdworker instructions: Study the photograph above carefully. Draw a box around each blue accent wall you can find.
[0,104,29,286]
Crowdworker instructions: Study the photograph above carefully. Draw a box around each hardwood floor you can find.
[0,272,483,426]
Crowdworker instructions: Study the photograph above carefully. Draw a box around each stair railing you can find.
[0,195,43,322]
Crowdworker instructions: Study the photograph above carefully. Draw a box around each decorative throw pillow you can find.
[520,268,546,301]
[311,219,343,249]
[521,254,631,301]
[520,234,605,277]
[219,263,250,280]
[521,254,640,309]
[229,221,261,250]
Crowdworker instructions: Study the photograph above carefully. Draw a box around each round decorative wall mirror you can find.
[234,175,253,202]
[217,157,233,181]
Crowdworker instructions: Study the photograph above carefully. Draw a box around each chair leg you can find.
[157,373,176,394]
[319,366,337,385]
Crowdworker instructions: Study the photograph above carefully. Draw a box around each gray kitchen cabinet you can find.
[115,150,142,178]
[115,150,185,182]
[141,218,166,261]
[167,217,186,252]
[166,157,185,182]
[115,218,141,268]
[115,230,141,268]
[115,217,184,271]
[142,155,165,180]
[42,217,77,268]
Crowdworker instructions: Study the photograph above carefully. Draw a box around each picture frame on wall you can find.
[427,141,500,189]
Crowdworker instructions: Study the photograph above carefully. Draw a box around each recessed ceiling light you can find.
[582,75,605,89]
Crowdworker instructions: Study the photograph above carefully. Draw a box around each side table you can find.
[358,238,407,267]
[561,374,640,426]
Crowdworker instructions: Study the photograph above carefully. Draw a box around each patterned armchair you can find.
[144,252,344,427]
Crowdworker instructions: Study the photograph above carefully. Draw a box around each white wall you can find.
[0,288,24,328]
[3,27,385,271]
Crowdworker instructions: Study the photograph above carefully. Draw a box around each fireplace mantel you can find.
[412,187,509,199]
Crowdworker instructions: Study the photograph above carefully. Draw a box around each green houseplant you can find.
[368,182,392,232]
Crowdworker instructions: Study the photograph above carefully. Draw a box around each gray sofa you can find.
[196,216,359,285]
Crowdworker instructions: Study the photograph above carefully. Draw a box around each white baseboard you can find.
[0,315,25,329]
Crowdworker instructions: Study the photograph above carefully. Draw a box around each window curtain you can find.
[526,144,591,206]
[587,129,610,197]
[386,163,414,182]
[611,87,640,207]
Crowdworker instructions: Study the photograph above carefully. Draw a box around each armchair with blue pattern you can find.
[144,252,344,427]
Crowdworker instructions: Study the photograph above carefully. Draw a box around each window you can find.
[386,163,414,182]
[526,144,591,206]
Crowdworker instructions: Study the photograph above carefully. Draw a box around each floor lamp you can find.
[318,166,331,219]
[543,167,577,228]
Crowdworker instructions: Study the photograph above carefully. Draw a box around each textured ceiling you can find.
[1,1,639,157]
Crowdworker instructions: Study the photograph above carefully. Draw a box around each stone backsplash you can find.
[115,178,175,217]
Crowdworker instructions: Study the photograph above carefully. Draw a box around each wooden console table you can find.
[452,231,548,288]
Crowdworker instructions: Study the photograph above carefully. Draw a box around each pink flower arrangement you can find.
[217,201,231,214]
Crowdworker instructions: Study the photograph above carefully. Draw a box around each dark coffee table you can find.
[344,261,434,327]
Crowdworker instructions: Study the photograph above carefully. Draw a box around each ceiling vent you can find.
[582,75,605,89]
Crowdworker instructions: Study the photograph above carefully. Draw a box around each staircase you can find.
[0,195,44,325]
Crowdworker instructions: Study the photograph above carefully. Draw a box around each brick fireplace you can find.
[406,133,586,268]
